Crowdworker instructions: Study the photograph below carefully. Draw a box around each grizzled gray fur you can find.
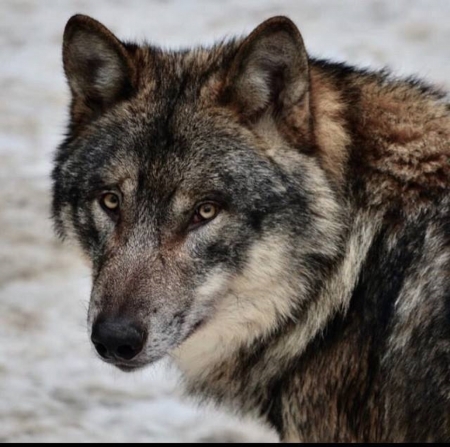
[52,14,450,442]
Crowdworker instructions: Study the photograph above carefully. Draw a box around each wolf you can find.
[52,14,450,442]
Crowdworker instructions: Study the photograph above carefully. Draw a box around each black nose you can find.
[91,318,147,361]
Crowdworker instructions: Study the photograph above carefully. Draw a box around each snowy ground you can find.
[1,0,449,443]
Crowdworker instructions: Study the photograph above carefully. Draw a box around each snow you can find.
[1,0,449,442]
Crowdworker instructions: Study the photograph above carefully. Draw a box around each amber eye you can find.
[191,202,220,227]
[100,192,120,214]
[199,203,218,220]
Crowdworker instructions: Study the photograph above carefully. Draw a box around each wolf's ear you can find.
[224,16,309,121]
[63,15,135,126]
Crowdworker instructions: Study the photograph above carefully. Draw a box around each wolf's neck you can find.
[173,59,450,425]
[173,212,379,422]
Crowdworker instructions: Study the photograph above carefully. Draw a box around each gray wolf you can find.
[52,14,450,442]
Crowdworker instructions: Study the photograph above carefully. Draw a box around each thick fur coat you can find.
[52,15,450,442]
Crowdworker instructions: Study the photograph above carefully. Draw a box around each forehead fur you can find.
[59,37,265,182]
[53,16,318,240]
[125,39,242,106]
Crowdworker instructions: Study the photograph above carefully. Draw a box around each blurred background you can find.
[1,0,449,442]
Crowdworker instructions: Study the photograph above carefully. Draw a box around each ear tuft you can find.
[225,16,309,118]
[63,15,134,123]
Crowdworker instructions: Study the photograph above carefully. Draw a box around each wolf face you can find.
[52,15,343,372]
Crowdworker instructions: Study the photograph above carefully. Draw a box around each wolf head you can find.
[52,15,344,372]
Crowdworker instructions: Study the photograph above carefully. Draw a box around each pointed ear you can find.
[63,15,135,126]
[224,16,309,121]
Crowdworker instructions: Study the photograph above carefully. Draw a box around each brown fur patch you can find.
[350,76,450,212]
[309,68,350,185]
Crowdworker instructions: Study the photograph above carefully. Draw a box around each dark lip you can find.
[115,363,142,373]
[98,357,146,372]
[112,358,155,372]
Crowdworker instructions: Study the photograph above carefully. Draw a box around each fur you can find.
[52,15,450,442]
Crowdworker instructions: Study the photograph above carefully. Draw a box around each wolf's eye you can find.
[102,193,119,210]
[190,202,220,228]
[99,192,120,218]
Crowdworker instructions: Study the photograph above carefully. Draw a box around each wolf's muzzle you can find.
[91,317,147,362]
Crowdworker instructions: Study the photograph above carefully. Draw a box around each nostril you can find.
[93,341,108,359]
[91,317,146,362]
[117,344,140,360]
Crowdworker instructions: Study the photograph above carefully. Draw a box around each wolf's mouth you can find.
[105,319,208,372]
[183,319,207,343]
[115,363,143,373]
[103,358,146,372]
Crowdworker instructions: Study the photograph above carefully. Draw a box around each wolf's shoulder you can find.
[309,58,450,213]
